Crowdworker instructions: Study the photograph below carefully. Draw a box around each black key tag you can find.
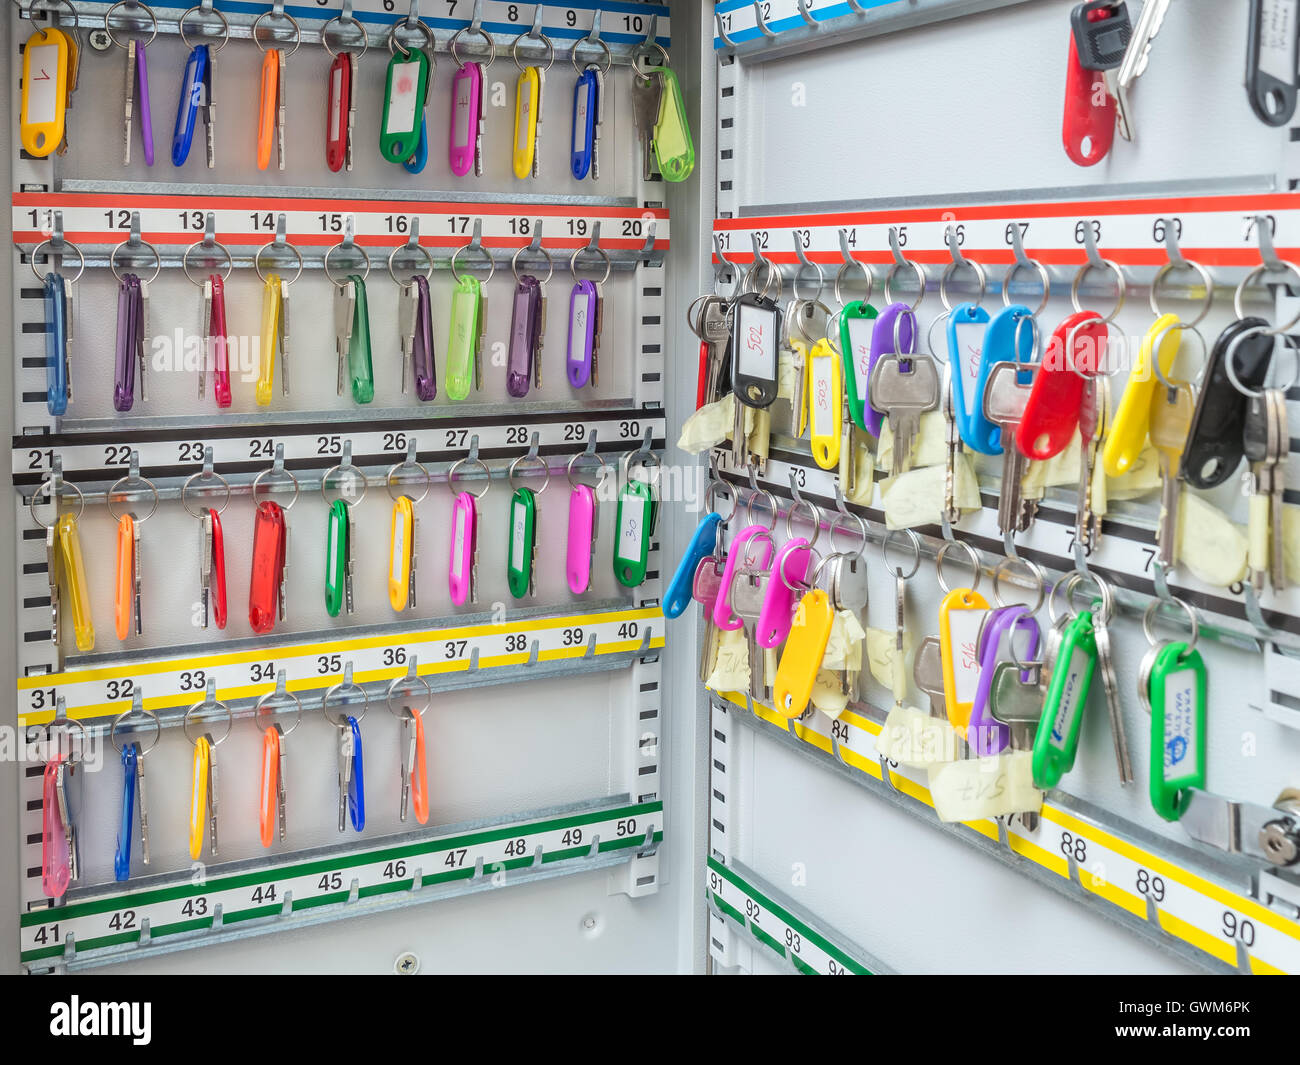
[729,292,782,409]
[1248,0,1299,126]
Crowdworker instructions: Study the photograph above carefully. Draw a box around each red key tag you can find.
[210,507,228,630]
[249,500,287,634]
[1062,7,1118,167]
[325,52,351,172]
[1018,311,1108,460]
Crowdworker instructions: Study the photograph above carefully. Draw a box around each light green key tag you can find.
[446,275,481,402]
[614,479,657,588]
[1148,641,1207,822]
[839,301,878,431]
[325,498,351,618]
[648,65,694,182]
[1032,610,1097,790]
[348,275,374,405]
[507,487,537,600]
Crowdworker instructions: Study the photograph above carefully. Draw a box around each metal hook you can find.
[713,232,737,279]
[52,209,65,248]
[939,509,957,543]
[945,225,970,268]
[796,0,817,27]
[202,211,217,249]
[1151,558,1176,604]
[583,428,600,458]
[585,219,602,253]
[403,216,421,249]
[747,463,759,493]
[588,8,602,41]
[202,445,215,477]
[879,755,899,793]
[467,217,484,254]
[1003,527,1019,561]
[343,661,354,687]
[753,0,776,36]
[128,450,140,481]
[749,231,769,266]
[340,439,353,469]
[525,430,541,464]
[525,640,540,667]
[274,668,288,698]
[341,0,354,22]
[468,0,483,32]
[527,2,543,39]
[1072,538,1092,578]
[404,436,418,465]
[342,215,355,251]
[639,219,658,261]
[128,210,142,247]
[642,13,658,44]
[833,480,853,518]
[887,226,908,268]
[1079,217,1105,270]
[404,654,420,681]
[837,227,858,268]
[272,441,286,476]
[204,676,216,704]
[792,229,817,272]
[1254,214,1286,273]
[713,10,737,49]
[271,0,285,17]
[466,433,480,464]
[274,212,287,247]
[405,0,419,30]
[1008,221,1033,269]
[1243,582,1278,640]
[526,218,544,254]
[1159,217,1188,267]
[788,468,805,507]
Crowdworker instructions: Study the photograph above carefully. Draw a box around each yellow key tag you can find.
[389,496,414,611]
[56,512,95,652]
[189,736,211,860]
[774,590,834,719]
[939,588,988,731]
[806,338,843,470]
[256,275,281,406]
[1102,313,1181,477]
[512,65,540,179]
[20,26,69,157]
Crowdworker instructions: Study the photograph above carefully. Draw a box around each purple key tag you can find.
[866,302,916,436]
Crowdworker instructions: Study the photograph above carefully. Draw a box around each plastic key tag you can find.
[114,742,138,881]
[1062,1,1120,167]
[1018,310,1106,460]
[507,487,537,600]
[346,716,365,831]
[1149,641,1206,822]
[774,589,835,719]
[513,64,540,178]
[57,512,95,652]
[807,338,843,470]
[172,43,207,166]
[209,507,228,630]
[347,275,374,404]
[648,65,694,182]
[381,45,430,163]
[757,538,812,648]
[325,498,349,618]
[866,303,915,437]
[711,526,769,630]
[209,274,232,408]
[449,60,482,176]
[664,512,721,618]
[403,115,429,173]
[567,279,598,388]
[970,304,1036,454]
[839,300,879,431]
[412,275,437,401]
[939,587,989,731]
[614,479,655,588]
[969,606,1039,756]
[42,754,72,899]
[1103,312,1182,477]
[570,67,598,179]
[44,273,69,417]
[188,734,210,860]
[114,513,136,641]
[446,275,480,402]
[1032,609,1097,789]
[449,491,477,605]
[326,51,351,172]
[256,274,282,406]
[389,495,414,611]
[566,483,598,595]
[409,711,428,825]
[731,293,782,408]
[249,500,286,634]
[508,275,542,397]
[256,48,279,170]
[113,274,140,412]
[259,725,280,848]
[946,302,991,448]
[21,26,69,158]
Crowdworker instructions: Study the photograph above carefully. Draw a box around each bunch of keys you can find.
[688,293,731,410]
[109,463,158,641]
[253,7,299,171]
[570,32,610,179]
[324,677,367,834]
[449,25,493,177]
[111,695,158,881]
[388,666,431,825]
[508,243,552,397]
[253,231,301,406]
[249,458,299,634]
[323,455,366,619]
[446,243,491,402]
[255,677,300,848]
[32,478,95,656]
[182,459,230,631]
[507,451,550,600]
[184,689,231,860]
[183,230,233,407]
[448,452,489,606]
[392,239,437,400]
[510,22,553,178]
[106,0,157,166]
[663,474,727,621]
[322,11,367,172]
[41,718,87,901]
[172,4,226,167]
[32,234,82,418]
[381,17,435,173]
[20,10,80,158]
[630,41,694,182]
[387,449,430,613]
[567,245,610,390]
[326,239,375,405]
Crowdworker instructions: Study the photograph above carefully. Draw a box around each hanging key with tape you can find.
[107,0,157,166]
[381,13,434,173]
[568,241,610,390]
[448,449,488,606]
[172,4,224,167]
[323,8,366,172]
[511,16,552,178]
[446,235,491,401]
[109,462,158,641]
[387,448,429,613]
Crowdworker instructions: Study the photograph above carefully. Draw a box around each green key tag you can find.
[446,275,480,402]
[380,47,431,163]
[1149,641,1207,822]
[838,301,878,431]
[325,498,350,618]
[613,479,655,588]
[1032,610,1097,790]
[507,487,537,600]
[348,275,375,405]
[648,65,694,182]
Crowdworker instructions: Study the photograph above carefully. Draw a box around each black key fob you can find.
[1070,1,1131,71]
[728,292,782,409]
[1182,317,1274,488]
[1247,0,1299,126]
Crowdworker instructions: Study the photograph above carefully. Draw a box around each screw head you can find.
[87,29,112,52]
[393,951,420,975]
[1259,822,1299,866]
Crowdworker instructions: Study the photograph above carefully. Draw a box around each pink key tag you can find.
[712,526,774,631]
[42,755,72,900]
[693,554,725,611]
[757,538,812,648]
[449,491,477,605]
[566,484,597,594]
[449,61,483,176]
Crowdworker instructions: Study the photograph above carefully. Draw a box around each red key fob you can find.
[696,337,711,409]
[209,507,228,630]
[325,52,351,173]
[1017,311,1108,460]
[1062,7,1117,167]
[249,500,286,634]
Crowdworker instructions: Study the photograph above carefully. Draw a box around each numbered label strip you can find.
[715,691,1300,974]
[714,193,1300,269]
[14,193,669,251]
[706,856,872,974]
[714,0,905,48]
[18,607,663,726]
[14,411,665,484]
[21,798,662,965]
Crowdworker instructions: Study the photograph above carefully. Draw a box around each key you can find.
[278,276,292,397]
[412,275,437,401]
[137,276,151,403]
[870,351,941,474]
[1184,319,1273,488]
[449,60,484,176]
[1244,389,1285,591]
[400,712,415,821]
[1092,608,1135,784]
[56,512,95,652]
[399,281,418,395]
[447,276,481,401]
[46,524,60,648]
[199,510,213,628]
[694,555,726,682]
[449,491,479,605]
[700,296,731,406]
[325,499,351,618]
[205,733,220,856]
[1148,382,1194,568]
[831,552,870,697]
[914,635,947,719]
[345,275,375,404]
[1077,375,1108,551]
[1268,388,1289,593]
[1247,0,1299,125]
[942,363,961,524]
[571,66,598,179]
[731,565,770,700]
[591,279,604,387]
[249,500,287,634]
[982,361,1039,534]
[1115,0,1169,139]
[123,37,137,165]
[326,51,352,172]
[1072,2,1133,139]
[203,45,217,167]
[113,275,139,412]
[475,285,488,392]
[731,395,750,468]
[631,69,662,181]
[198,277,212,399]
[614,474,658,588]
[508,275,543,396]
[63,275,75,404]
[507,487,539,600]
[132,511,143,636]
[337,722,353,832]
[788,332,808,437]
[136,742,151,864]
[55,760,78,882]
[592,64,606,179]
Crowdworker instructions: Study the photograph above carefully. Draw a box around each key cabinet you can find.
[7,0,1300,979]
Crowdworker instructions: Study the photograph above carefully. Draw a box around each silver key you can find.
[870,352,941,474]
[1093,611,1135,785]
[830,553,869,696]
[942,363,960,524]
[1116,0,1170,140]
[399,281,418,395]
[136,746,151,864]
[278,277,292,396]
[334,280,356,397]
[46,524,60,650]
[337,722,353,832]
[982,361,1038,534]
[122,38,136,165]
[1268,389,1288,593]
[591,65,606,180]
[132,511,143,635]
[700,297,730,406]
[205,733,220,855]
[399,711,416,822]
[1244,388,1287,592]
[276,49,287,171]
[630,69,662,181]
[1149,383,1194,568]
[137,278,151,403]
[198,277,213,399]
[199,511,213,628]
[731,565,769,700]
[275,727,287,841]
[1076,376,1108,552]
[914,635,947,720]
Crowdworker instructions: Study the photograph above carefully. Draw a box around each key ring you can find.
[448,455,491,500]
[1234,260,1300,335]
[387,15,435,73]
[322,680,368,728]
[182,237,233,286]
[387,456,431,504]
[30,237,85,285]
[508,453,551,494]
[779,542,822,593]
[1150,257,1215,329]
[743,257,782,302]
[834,258,873,309]
[792,260,825,304]
[792,299,833,346]
[324,239,372,286]
[926,309,952,364]
[1069,569,1116,626]
[110,235,161,285]
[891,304,920,360]
[254,238,304,286]
[110,704,161,756]
[1047,571,1083,626]
[992,555,1046,615]
[703,477,737,524]
[254,686,302,738]
[451,241,496,285]
[882,528,921,580]
[29,478,84,528]
[1011,309,1043,366]
[567,450,611,492]
[632,40,670,81]
[252,7,301,56]
[178,2,229,51]
[936,539,981,595]
[744,487,778,531]
[1062,313,1110,381]
[512,27,554,71]
[621,447,661,489]
[183,695,233,747]
[321,11,368,58]
[939,257,987,312]
[450,24,496,68]
[104,0,158,49]
[28,0,79,43]
[1148,319,1207,391]
[1223,325,1300,397]
[828,509,868,555]
[387,671,432,719]
[388,240,434,285]
[1070,258,1127,324]
[512,243,555,286]
[43,716,88,765]
[569,245,612,286]
[1001,258,1050,316]
[784,497,822,547]
[883,258,925,311]
[570,32,612,76]
[1142,596,1200,658]
[182,467,230,518]
[321,460,368,508]
[252,464,301,511]
[107,471,159,524]
[1006,609,1042,673]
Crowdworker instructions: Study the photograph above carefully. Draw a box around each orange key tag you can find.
[409,711,428,825]
[259,726,281,848]
[114,513,136,641]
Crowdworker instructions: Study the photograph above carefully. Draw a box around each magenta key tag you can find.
[567,279,597,388]
[969,605,1040,756]
[712,526,773,631]
[449,61,483,176]
[42,756,71,900]
[137,41,155,166]
[566,483,596,594]
[757,538,812,648]
[693,555,725,611]
[449,491,477,605]
[866,303,916,436]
